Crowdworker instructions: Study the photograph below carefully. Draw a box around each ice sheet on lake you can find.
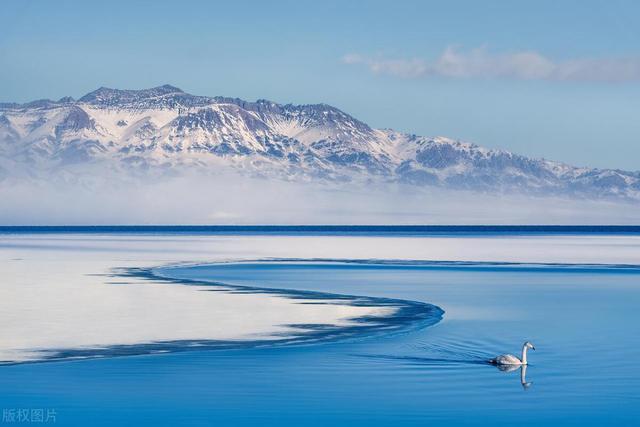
[0,236,402,363]
[1,233,638,363]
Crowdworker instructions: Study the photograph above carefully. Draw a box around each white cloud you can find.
[342,46,640,82]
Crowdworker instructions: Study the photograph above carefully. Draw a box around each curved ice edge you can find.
[1,260,444,366]
[215,257,640,273]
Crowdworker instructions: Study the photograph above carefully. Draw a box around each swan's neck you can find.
[521,345,528,365]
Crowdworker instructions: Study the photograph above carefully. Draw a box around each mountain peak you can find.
[78,84,185,106]
[157,84,183,93]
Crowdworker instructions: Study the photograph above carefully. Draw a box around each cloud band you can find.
[343,47,640,83]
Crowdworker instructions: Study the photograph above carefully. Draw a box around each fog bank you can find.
[1,173,638,225]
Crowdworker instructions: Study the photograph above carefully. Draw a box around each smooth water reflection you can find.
[2,261,639,426]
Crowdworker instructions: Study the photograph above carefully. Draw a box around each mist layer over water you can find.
[2,174,640,225]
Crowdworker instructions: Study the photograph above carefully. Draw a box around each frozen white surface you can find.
[182,233,640,265]
[0,234,396,363]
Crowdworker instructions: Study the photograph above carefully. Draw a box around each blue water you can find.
[1,225,639,235]
[2,244,640,425]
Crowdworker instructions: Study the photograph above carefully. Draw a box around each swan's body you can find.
[489,341,535,366]
[491,353,524,365]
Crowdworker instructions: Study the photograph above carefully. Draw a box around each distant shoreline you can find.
[1,225,640,235]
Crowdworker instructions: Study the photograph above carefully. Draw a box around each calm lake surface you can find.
[1,228,639,426]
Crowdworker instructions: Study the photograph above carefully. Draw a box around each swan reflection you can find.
[357,353,534,389]
[495,363,532,389]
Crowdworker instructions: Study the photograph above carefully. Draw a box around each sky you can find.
[1,0,639,170]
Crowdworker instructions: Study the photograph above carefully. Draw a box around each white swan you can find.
[489,341,535,365]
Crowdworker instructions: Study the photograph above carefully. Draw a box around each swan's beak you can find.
[531,345,536,350]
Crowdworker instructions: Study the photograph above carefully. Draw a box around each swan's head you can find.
[524,341,536,350]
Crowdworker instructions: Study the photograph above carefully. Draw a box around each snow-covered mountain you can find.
[1,84,638,200]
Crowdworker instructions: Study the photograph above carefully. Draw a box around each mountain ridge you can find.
[1,84,638,200]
